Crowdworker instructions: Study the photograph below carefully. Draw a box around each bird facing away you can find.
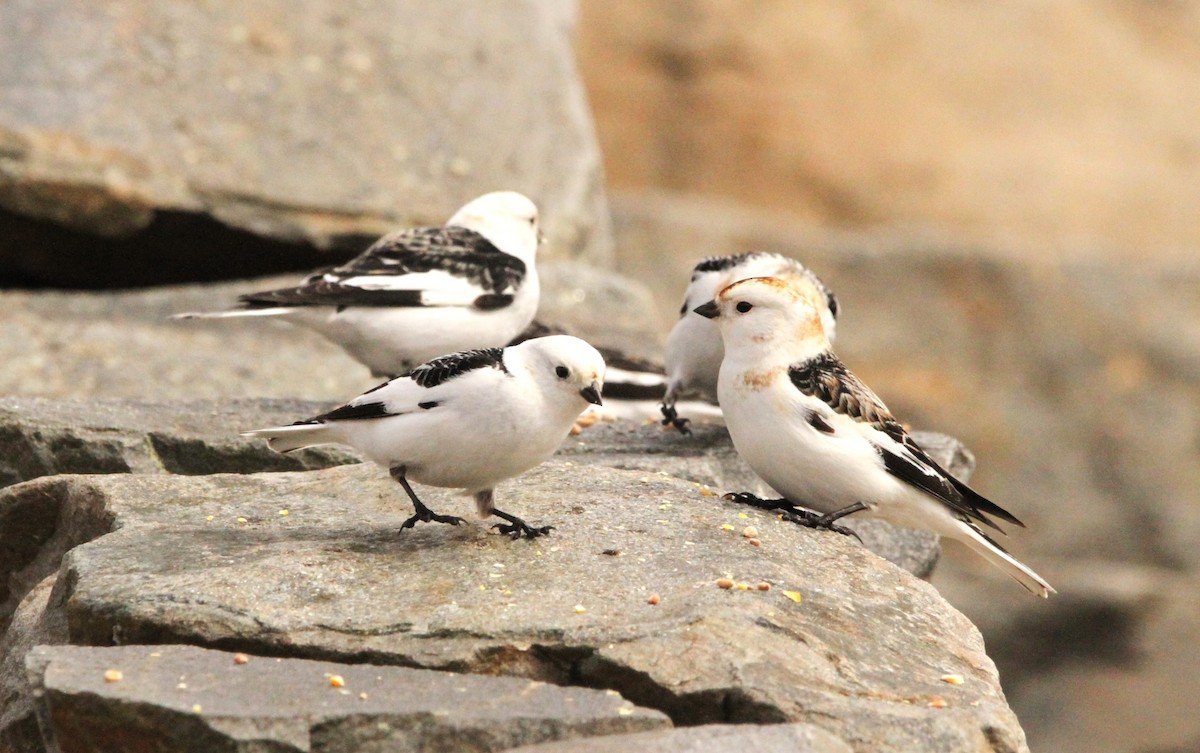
[242,335,605,538]
[175,191,542,378]
[694,276,1054,597]
[661,252,839,433]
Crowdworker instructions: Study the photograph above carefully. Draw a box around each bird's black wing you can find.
[788,353,1024,530]
[237,226,526,310]
[407,347,510,388]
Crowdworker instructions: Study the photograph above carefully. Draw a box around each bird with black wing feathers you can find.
[242,335,605,539]
[175,191,541,377]
[694,276,1053,597]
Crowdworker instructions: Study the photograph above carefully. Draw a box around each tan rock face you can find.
[578,0,1200,258]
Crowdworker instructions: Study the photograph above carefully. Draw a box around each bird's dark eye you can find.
[528,217,537,226]
[736,301,753,313]
[555,365,569,379]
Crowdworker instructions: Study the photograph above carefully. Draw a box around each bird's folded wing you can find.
[789,353,1023,530]
[238,227,526,309]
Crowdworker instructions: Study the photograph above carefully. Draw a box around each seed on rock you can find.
[940,674,965,685]
[329,675,345,688]
[742,526,758,538]
[928,696,948,709]
[233,653,250,665]
[756,582,771,591]
[716,578,735,589]
[748,538,762,547]
[103,670,123,683]
[647,594,661,605]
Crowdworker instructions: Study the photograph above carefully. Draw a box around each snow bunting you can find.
[176,191,542,377]
[694,276,1053,597]
[661,252,838,433]
[242,335,605,538]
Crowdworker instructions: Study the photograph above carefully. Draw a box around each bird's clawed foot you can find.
[490,509,554,540]
[659,403,692,435]
[722,492,865,543]
[399,501,466,532]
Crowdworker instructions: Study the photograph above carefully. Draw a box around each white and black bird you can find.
[694,276,1054,597]
[176,191,542,378]
[661,252,838,433]
[242,335,605,538]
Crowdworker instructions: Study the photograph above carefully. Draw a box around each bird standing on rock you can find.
[661,252,839,433]
[242,335,605,539]
[694,276,1054,597]
[175,191,542,378]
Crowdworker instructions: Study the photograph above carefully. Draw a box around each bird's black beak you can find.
[580,382,603,406]
[693,300,720,319]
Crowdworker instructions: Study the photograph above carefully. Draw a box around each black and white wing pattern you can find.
[788,352,1024,531]
[293,348,511,426]
[238,226,527,311]
[407,347,510,387]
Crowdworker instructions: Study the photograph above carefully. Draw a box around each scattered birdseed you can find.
[647,594,661,605]
[103,670,122,683]
[233,653,250,665]
[940,674,964,686]
[748,538,762,547]
[192,704,203,714]
[782,590,803,603]
[742,526,758,538]
[329,675,345,688]
[716,578,735,589]
[928,696,948,709]
[574,604,587,613]
[278,509,289,516]
[236,517,248,524]
[756,582,771,591]
[617,707,634,716]
[721,524,735,531]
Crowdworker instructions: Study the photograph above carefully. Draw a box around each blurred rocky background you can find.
[578,4,1200,753]
[1,1,1198,752]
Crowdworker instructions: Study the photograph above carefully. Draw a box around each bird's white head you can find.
[447,191,541,262]
[515,335,606,413]
[693,276,832,362]
[678,253,839,340]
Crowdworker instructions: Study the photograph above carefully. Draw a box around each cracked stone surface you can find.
[25,644,667,753]
[0,463,1029,753]
[0,397,357,489]
[507,723,853,753]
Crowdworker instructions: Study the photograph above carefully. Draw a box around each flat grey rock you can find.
[0,464,1028,753]
[0,394,961,579]
[507,722,853,753]
[0,396,358,489]
[0,0,611,286]
[25,644,667,753]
